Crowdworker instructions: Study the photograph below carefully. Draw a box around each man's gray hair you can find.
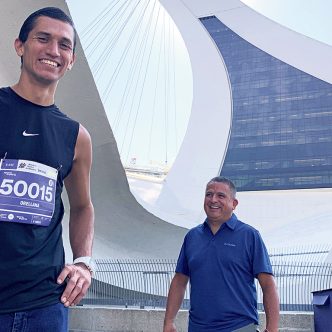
[207,176,237,198]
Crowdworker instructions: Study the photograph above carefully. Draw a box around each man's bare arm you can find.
[163,273,189,332]
[258,273,279,332]
[57,125,94,307]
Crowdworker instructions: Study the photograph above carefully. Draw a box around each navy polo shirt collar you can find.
[225,213,238,230]
[204,213,238,232]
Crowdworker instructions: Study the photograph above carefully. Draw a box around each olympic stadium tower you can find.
[153,0,332,252]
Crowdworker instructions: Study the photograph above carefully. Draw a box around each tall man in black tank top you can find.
[0,7,94,331]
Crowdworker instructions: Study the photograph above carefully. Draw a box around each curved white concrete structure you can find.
[169,0,332,83]
[153,0,233,228]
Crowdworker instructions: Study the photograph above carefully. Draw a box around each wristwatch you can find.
[73,256,97,275]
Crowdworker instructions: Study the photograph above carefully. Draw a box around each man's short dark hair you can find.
[207,176,237,198]
[18,7,77,53]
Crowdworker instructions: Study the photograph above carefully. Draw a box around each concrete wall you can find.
[69,307,314,332]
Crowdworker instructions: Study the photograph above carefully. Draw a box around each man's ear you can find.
[232,198,238,210]
[67,53,76,71]
[14,38,24,57]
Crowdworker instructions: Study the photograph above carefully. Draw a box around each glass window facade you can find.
[200,16,332,191]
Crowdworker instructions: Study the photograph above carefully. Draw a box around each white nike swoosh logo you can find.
[23,130,39,137]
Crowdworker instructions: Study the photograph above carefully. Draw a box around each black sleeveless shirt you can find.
[0,87,79,313]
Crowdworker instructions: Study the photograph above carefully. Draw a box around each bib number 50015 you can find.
[0,179,53,202]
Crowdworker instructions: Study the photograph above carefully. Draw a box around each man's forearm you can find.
[164,274,188,331]
[69,204,94,258]
[164,287,185,324]
[263,285,279,332]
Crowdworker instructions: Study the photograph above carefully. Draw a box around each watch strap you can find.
[73,256,96,275]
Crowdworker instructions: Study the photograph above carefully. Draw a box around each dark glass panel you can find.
[200,16,332,191]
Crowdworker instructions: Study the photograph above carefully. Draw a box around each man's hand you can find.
[163,320,177,332]
[57,263,92,307]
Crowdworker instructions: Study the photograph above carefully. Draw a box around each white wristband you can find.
[73,256,96,275]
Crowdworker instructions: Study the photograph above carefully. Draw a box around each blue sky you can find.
[67,0,331,168]
[242,0,332,46]
[68,0,192,168]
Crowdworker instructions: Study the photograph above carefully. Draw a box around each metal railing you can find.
[82,259,188,308]
[257,261,332,311]
[82,257,332,311]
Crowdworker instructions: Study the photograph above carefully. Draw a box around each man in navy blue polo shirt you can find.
[163,176,279,332]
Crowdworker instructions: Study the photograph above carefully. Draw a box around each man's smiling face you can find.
[15,16,75,86]
[204,181,238,224]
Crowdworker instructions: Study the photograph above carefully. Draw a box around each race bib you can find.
[0,159,58,226]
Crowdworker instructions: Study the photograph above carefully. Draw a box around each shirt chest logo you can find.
[224,242,236,247]
[22,130,39,137]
